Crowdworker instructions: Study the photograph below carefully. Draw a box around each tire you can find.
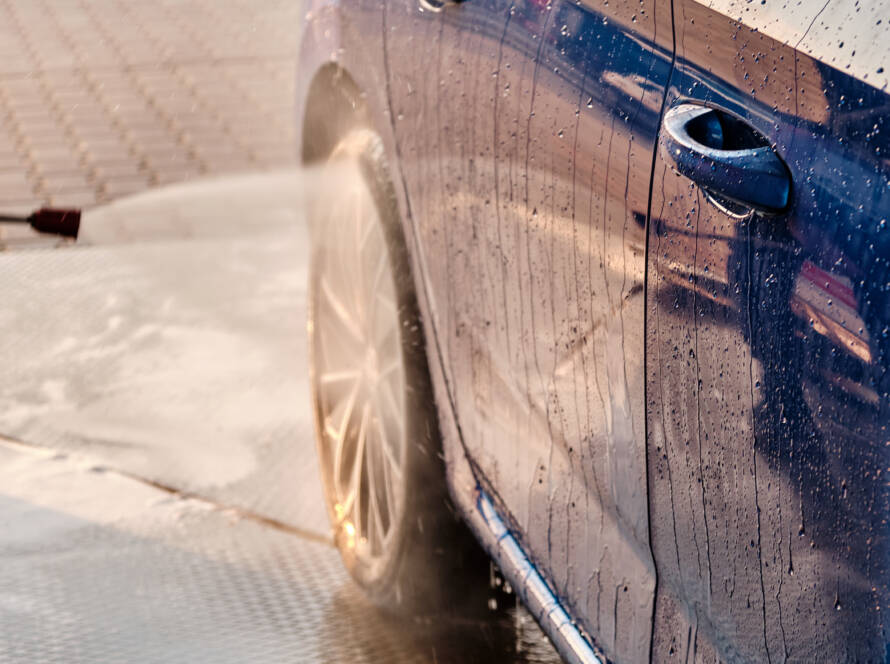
[307,129,485,614]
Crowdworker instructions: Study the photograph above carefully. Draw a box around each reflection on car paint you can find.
[647,1,890,659]
[791,260,872,365]
[298,0,890,658]
[384,0,671,659]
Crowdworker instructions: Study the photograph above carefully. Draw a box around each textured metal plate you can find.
[0,434,561,663]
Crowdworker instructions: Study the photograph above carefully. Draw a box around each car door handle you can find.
[660,104,791,213]
[418,0,461,12]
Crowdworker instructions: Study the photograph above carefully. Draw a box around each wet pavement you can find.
[0,173,563,663]
[0,438,556,663]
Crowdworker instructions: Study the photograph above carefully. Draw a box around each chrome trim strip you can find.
[476,490,604,664]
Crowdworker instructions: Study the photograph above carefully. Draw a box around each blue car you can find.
[296,0,890,660]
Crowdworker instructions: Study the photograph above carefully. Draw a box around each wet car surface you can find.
[298,0,890,660]
[1,0,889,660]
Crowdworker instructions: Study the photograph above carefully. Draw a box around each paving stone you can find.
[0,0,301,209]
[22,144,79,161]
[36,172,92,192]
[75,142,133,163]
[0,171,31,189]
[0,158,27,173]
[47,189,99,208]
[90,161,146,180]
[30,156,85,176]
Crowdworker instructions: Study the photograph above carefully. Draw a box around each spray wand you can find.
[0,208,81,239]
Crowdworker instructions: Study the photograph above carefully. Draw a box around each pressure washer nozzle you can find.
[28,208,81,239]
[0,207,81,239]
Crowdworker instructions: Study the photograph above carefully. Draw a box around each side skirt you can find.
[468,489,605,664]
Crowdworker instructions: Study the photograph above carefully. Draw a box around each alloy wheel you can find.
[310,165,407,563]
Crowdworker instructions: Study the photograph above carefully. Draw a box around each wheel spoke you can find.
[328,204,358,321]
[354,454,366,544]
[353,190,374,328]
[372,304,398,354]
[375,412,402,480]
[366,430,387,552]
[351,408,369,534]
[317,314,362,378]
[377,422,397,528]
[377,357,401,380]
[329,379,362,492]
[376,375,403,428]
[337,377,362,441]
[320,369,361,386]
[359,203,376,250]
[319,277,364,346]
[369,245,388,309]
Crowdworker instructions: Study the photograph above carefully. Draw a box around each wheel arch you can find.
[300,62,371,166]
[296,50,480,535]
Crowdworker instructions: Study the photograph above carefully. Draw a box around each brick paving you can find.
[0,0,301,213]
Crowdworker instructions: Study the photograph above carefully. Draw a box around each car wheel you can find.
[307,129,484,613]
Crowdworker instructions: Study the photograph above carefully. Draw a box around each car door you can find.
[383,0,671,660]
[646,0,890,660]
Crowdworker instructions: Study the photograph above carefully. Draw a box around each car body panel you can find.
[297,0,890,659]
[646,1,890,660]
[382,0,671,660]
